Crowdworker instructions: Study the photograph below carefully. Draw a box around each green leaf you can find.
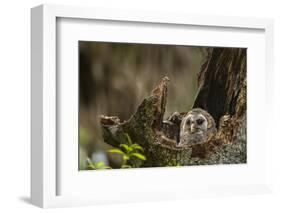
[130,153,146,161]
[95,162,105,168]
[107,149,124,155]
[124,133,133,145]
[131,144,144,152]
[120,144,130,153]
[123,155,130,161]
[87,159,112,169]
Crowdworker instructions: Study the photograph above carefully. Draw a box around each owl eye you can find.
[186,119,191,125]
[196,118,204,125]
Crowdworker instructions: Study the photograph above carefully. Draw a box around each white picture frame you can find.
[31,4,274,208]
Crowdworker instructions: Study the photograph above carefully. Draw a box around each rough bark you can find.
[194,48,247,125]
[191,48,247,165]
[100,48,247,167]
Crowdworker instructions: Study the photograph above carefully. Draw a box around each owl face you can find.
[179,108,216,146]
[182,113,208,135]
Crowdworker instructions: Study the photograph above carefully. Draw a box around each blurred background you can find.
[79,41,212,170]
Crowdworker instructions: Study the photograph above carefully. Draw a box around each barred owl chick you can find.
[179,108,217,146]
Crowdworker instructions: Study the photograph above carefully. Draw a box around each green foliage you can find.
[107,133,146,168]
[166,159,182,167]
[84,133,146,170]
[86,158,112,170]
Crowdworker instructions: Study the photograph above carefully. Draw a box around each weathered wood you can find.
[194,48,246,124]
[192,48,247,165]
[100,48,247,167]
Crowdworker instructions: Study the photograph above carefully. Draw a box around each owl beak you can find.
[190,124,197,133]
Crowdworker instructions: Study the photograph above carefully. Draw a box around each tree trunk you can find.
[100,48,247,167]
